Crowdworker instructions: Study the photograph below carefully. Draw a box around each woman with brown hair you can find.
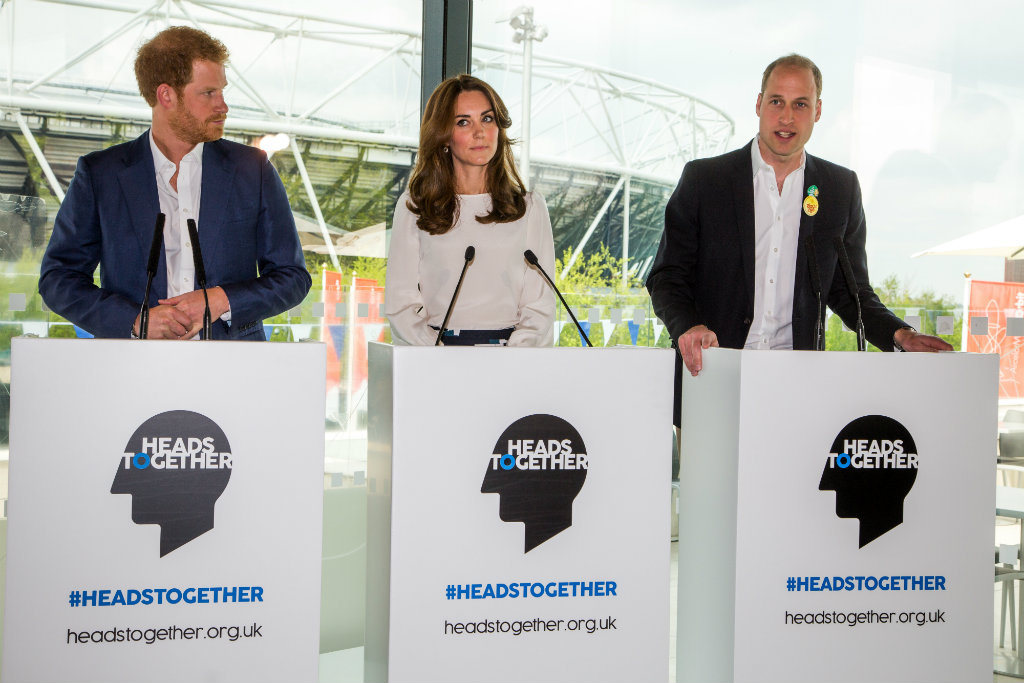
[384,74,555,346]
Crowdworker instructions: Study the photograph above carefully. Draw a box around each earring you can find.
[443,145,449,153]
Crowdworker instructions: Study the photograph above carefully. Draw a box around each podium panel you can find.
[678,348,998,682]
[367,344,674,683]
[2,338,326,683]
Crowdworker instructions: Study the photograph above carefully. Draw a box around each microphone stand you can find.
[524,249,592,348]
[804,235,825,351]
[435,246,475,346]
[138,213,166,339]
[186,219,213,340]
[833,236,866,352]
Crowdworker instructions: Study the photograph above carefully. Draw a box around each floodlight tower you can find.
[507,6,547,190]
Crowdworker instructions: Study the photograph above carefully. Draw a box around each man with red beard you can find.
[646,54,951,423]
[39,26,310,340]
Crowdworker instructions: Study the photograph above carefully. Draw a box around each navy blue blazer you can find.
[39,131,311,340]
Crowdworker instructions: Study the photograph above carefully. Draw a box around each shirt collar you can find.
[750,135,806,179]
[149,130,204,174]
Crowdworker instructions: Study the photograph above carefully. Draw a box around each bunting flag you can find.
[327,324,346,360]
[652,321,664,345]
[554,320,567,344]
[601,320,617,346]
[320,270,347,393]
[363,323,386,344]
[577,321,591,347]
[291,324,314,341]
[627,321,640,346]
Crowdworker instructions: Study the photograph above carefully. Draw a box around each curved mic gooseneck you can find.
[138,212,166,339]
[524,249,592,348]
[435,246,475,346]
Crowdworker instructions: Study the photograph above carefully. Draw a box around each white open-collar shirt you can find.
[744,137,805,350]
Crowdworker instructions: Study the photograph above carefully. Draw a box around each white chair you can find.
[996,549,1024,650]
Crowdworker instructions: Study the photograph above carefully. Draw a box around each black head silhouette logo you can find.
[481,414,588,552]
[819,414,918,548]
[111,410,233,556]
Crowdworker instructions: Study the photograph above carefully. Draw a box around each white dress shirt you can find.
[150,132,202,299]
[384,191,556,346]
[149,132,230,330]
[744,138,805,350]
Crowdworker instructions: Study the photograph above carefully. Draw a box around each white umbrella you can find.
[306,222,386,258]
[913,214,1024,258]
[293,214,387,258]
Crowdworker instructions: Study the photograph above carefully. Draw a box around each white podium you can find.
[366,343,674,683]
[2,338,326,683]
[677,348,998,683]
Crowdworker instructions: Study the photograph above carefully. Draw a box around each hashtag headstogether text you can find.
[785,575,945,592]
[444,580,616,600]
[67,586,263,607]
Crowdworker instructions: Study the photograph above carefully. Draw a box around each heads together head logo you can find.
[481,414,588,553]
[111,410,232,557]
[819,415,918,548]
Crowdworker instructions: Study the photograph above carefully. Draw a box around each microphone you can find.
[435,246,475,346]
[138,212,165,339]
[524,249,592,348]
[832,236,865,352]
[804,234,825,351]
[186,219,213,340]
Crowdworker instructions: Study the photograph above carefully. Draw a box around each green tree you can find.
[552,245,659,347]
[555,245,642,302]
[825,274,962,351]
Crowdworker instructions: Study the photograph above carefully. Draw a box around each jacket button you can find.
[743,318,752,325]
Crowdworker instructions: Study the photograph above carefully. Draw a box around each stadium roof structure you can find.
[0,0,734,279]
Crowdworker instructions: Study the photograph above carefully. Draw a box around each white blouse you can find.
[384,191,556,346]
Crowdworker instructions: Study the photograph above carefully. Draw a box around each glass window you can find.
[0,1,422,497]
[470,1,1024,352]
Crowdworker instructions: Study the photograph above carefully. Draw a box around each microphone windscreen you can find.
[465,246,475,261]
[524,249,538,266]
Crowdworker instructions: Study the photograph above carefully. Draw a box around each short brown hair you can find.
[134,26,229,106]
[761,54,822,99]
[407,74,526,235]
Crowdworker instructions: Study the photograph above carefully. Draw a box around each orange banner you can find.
[321,270,345,393]
[966,279,1024,399]
[320,272,386,395]
[349,277,387,396]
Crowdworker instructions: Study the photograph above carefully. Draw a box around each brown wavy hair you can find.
[407,74,526,235]
[135,26,229,107]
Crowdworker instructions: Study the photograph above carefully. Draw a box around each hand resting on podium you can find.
[678,324,720,377]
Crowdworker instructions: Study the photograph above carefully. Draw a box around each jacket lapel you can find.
[117,131,165,300]
[198,140,235,273]
[794,153,821,348]
[735,142,756,308]
[797,153,819,254]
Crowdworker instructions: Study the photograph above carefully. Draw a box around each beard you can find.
[168,106,224,145]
